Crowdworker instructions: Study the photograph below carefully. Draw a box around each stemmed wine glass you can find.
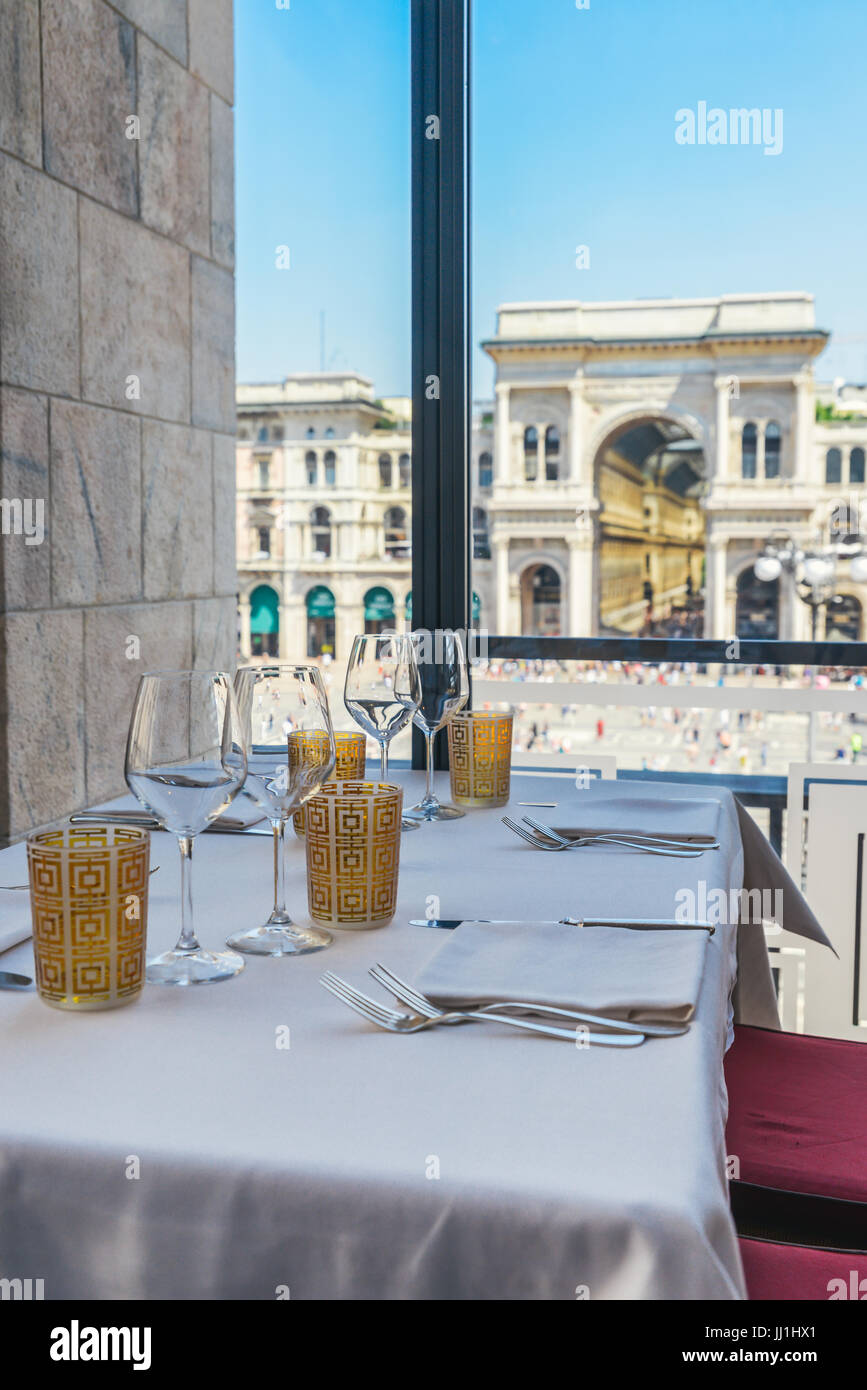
[403,630,469,822]
[229,664,336,956]
[344,632,421,828]
[125,670,248,985]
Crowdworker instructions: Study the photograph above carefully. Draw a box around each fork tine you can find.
[501,816,561,848]
[369,963,438,1017]
[320,972,404,1025]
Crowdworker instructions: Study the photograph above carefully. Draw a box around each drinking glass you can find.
[403,630,469,822]
[344,632,421,828]
[125,670,247,986]
[230,664,336,955]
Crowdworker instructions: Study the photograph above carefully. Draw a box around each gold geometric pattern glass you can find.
[447,709,514,808]
[305,780,402,929]
[292,730,366,835]
[27,825,149,1010]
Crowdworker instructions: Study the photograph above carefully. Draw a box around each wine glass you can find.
[229,664,335,956]
[403,630,469,822]
[125,670,248,986]
[344,632,421,828]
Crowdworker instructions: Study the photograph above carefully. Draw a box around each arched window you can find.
[305,451,317,486]
[363,585,395,634]
[272,426,284,441]
[826,447,843,485]
[545,426,561,481]
[257,425,269,443]
[472,506,490,559]
[384,506,409,557]
[741,423,758,479]
[478,451,493,488]
[379,453,392,488]
[524,427,538,482]
[257,458,270,490]
[736,566,779,640]
[311,506,332,558]
[850,447,866,485]
[764,421,781,479]
[306,426,315,439]
[256,526,271,557]
[399,453,411,488]
[325,427,335,439]
[324,450,336,487]
[250,584,280,657]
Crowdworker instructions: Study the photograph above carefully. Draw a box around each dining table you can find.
[0,772,835,1301]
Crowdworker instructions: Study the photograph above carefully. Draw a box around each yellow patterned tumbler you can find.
[27,825,149,1011]
[291,729,367,836]
[305,780,402,929]
[447,708,514,808]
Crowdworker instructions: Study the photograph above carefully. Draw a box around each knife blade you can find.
[409,917,714,934]
[0,970,33,989]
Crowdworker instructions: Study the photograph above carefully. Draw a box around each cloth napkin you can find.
[0,898,33,955]
[415,919,710,1025]
[551,793,721,844]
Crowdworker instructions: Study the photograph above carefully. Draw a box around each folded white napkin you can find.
[552,793,721,844]
[415,919,711,1025]
[0,898,32,955]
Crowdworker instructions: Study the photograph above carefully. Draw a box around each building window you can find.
[256,526,271,557]
[324,450,336,487]
[257,458,270,490]
[524,426,538,482]
[306,585,336,657]
[379,453,392,487]
[741,423,757,479]
[384,506,409,557]
[545,426,560,481]
[478,451,493,488]
[306,427,315,439]
[311,506,332,558]
[399,453,411,488]
[826,447,843,485]
[850,447,865,485]
[325,427,335,439]
[257,425,268,443]
[764,421,781,479]
[364,585,396,634]
[306,451,317,486]
[472,506,490,559]
[272,426,284,441]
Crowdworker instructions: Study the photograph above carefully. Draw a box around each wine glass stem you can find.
[176,835,200,953]
[379,740,389,780]
[424,729,436,802]
[272,817,288,916]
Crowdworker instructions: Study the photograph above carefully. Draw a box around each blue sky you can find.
[235,0,867,398]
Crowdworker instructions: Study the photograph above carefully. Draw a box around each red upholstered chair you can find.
[739,1238,867,1301]
[725,1024,867,1298]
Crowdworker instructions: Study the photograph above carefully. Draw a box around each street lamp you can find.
[753,530,867,642]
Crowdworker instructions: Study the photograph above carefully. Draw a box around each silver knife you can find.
[0,971,32,989]
[69,810,270,835]
[409,917,715,935]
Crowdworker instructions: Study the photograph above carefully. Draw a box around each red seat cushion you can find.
[725,1024,867,1203]
[740,1237,867,1300]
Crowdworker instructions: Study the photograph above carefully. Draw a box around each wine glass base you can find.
[146,946,245,986]
[226,923,332,956]
[403,799,465,823]
[400,816,421,832]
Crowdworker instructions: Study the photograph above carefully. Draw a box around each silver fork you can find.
[320,972,645,1046]
[501,816,703,858]
[368,962,687,1038]
[522,815,719,853]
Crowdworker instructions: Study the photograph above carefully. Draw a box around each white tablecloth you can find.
[0,772,815,1300]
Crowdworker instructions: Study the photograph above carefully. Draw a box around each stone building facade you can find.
[0,0,237,839]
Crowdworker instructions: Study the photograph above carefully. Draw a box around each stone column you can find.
[706,536,729,640]
[239,596,253,661]
[794,372,813,483]
[493,535,510,633]
[714,377,730,481]
[567,535,593,638]
[495,383,511,483]
[756,423,766,480]
[535,423,547,485]
[568,378,584,482]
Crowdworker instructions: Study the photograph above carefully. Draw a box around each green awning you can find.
[306,585,335,619]
[472,590,481,623]
[364,586,395,622]
[250,585,280,635]
[405,591,412,619]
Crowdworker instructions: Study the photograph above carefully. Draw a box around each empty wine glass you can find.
[403,630,469,822]
[125,670,248,986]
[229,664,335,956]
[344,632,421,829]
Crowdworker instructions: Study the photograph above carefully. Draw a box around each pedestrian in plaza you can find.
[852,730,863,763]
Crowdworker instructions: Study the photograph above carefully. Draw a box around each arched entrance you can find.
[826,594,862,642]
[593,416,706,636]
[520,564,562,636]
[363,586,395,634]
[735,568,779,640]
[249,584,280,657]
[306,585,335,657]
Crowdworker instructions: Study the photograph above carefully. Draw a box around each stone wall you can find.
[0,0,236,840]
